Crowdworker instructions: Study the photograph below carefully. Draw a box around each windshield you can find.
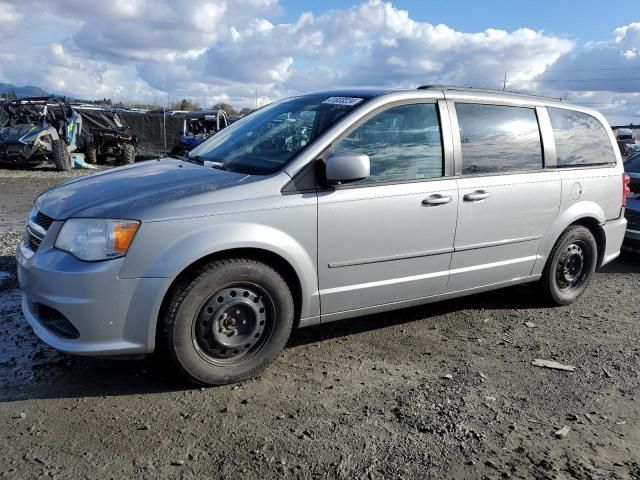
[188,94,370,175]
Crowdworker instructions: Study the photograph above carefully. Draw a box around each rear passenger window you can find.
[548,108,616,167]
[334,103,443,184]
[456,104,543,174]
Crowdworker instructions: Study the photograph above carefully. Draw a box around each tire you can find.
[163,258,294,385]
[52,139,71,171]
[120,143,135,164]
[540,225,598,306]
[86,144,98,164]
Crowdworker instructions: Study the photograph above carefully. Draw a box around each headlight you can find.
[55,218,140,261]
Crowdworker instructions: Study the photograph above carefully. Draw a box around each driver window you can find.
[334,103,443,185]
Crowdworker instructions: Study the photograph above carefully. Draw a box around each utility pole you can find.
[502,72,508,91]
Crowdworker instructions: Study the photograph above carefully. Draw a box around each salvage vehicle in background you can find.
[170,110,229,156]
[623,151,640,252]
[16,86,627,385]
[615,127,637,157]
[0,96,81,171]
[85,113,137,165]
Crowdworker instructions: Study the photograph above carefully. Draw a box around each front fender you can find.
[531,200,606,276]
[119,214,319,320]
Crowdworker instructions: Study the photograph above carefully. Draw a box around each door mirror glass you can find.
[324,151,370,184]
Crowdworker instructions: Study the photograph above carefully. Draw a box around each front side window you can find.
[189,94,370,175]
[548,108,616,167]
[456,104,543,175]
[334,103,443,184]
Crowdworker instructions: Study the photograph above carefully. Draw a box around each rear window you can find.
[548,108,616,167]
[456,104,543,175]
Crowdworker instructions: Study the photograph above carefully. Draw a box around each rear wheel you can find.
[163,258,294,385]
[541,225,597,305]
[52,139,71,171]
[120,143,135,164]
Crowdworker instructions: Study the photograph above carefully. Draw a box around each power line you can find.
[508,66,640,74]
[534,78,640,82]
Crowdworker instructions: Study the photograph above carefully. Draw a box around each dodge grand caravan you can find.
[17,86,628,385]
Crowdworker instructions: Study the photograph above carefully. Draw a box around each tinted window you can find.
[548,108,616,167]
[456,104,543,174]
[334,103,443,184]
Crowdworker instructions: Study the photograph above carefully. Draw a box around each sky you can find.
[0,0,639,124]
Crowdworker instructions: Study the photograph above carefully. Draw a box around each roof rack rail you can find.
[417,84,565,102]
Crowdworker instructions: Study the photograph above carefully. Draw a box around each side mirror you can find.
[324,151,370,184]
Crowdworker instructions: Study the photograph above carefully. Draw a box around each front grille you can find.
[626,209,640,231]
[34,211,54,230]
[23,209,53,255]
[28,233,41,251]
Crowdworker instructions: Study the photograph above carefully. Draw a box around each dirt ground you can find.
[0,166,639,479]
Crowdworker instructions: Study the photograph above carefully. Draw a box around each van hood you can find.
[35,158,251,220]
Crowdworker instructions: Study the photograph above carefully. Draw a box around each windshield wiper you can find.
[191,156,228,170]
[174,153,228,170]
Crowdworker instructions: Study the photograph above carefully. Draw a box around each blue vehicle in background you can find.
[170,110,229,156]
[624,151,640,252]
[0,96,82,171]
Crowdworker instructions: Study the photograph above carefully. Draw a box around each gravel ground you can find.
[0,167,639,479]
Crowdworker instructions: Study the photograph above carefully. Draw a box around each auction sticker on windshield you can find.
[322,97,363,106]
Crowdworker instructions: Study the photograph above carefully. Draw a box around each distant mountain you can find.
[0,83,50,98]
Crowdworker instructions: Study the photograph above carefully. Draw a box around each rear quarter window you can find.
[548,108,616,167]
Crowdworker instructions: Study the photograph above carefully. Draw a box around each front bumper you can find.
[16,229,173,356]
[0,142,38,164]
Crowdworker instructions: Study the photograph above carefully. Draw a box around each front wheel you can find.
[162,258,294,385]
[120,143,135,164]
[52,139,71,171]
[85,144,98,164]
[540,225,597,305]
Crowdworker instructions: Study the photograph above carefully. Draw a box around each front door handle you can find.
[422,194,453,206]
[464,190,491,202]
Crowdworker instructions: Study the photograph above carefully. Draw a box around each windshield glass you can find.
[188,94,370,175]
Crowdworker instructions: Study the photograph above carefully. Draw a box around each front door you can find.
[317,102,458,319]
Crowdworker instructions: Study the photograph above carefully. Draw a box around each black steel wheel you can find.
[163,258,294,385]
[541,225,597,305]
[192,284,274,365]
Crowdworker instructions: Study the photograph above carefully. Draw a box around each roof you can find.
[299,88,397,99]
[416,85,566,103]
[298,86,566,105]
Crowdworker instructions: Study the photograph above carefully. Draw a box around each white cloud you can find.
[0,0,638,123]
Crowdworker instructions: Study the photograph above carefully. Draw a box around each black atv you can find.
[0,96,82,171]
[85,113,137,165]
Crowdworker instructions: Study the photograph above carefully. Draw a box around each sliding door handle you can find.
[422,194,453,206]
[464,190,491,202]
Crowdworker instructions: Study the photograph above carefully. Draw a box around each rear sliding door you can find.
[448,102,561,292]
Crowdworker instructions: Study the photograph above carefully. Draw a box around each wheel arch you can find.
[533,201,607,276]
[570,217,606,268]
[155,247,305,353]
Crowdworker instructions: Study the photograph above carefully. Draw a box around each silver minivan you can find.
[17,86,628,385]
